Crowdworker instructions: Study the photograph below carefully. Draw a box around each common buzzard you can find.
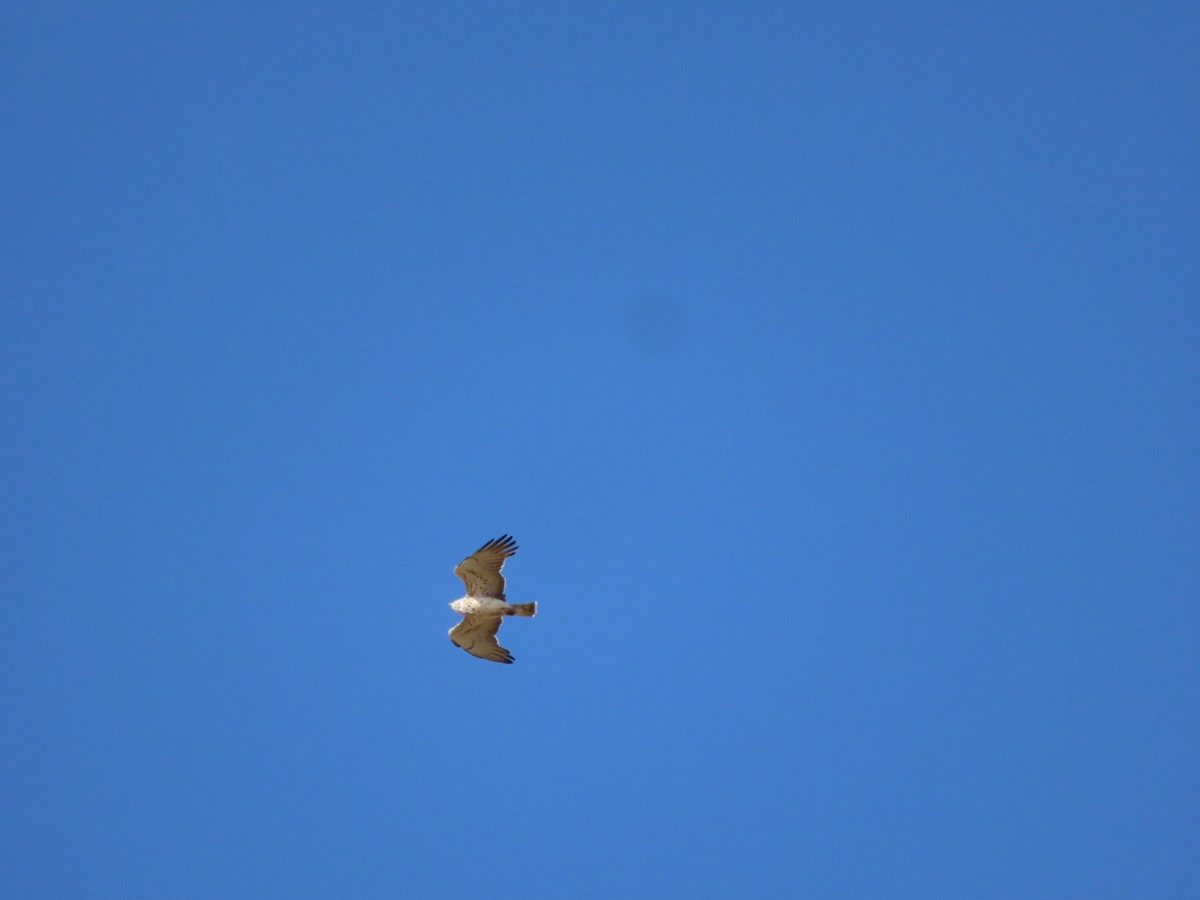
[448,535,536,664]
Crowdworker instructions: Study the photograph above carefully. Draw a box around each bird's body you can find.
[449,596,513,616]
[448,534,536,664]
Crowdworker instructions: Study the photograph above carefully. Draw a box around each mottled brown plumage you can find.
[453,534,518,599]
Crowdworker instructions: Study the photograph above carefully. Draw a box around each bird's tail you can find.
[508,602,536,617]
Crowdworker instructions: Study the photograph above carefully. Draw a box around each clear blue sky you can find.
[3,2,1198,897]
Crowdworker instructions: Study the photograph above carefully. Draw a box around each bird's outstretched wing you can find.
[449,614,514,664]
[454,534,518,598]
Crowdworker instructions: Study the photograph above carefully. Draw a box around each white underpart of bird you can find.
[449,596,511,616]
[447,534,536,664]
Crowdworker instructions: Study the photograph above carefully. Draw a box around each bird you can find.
[448,535,536,663]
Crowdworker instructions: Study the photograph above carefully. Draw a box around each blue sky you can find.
[2,1,1198,897]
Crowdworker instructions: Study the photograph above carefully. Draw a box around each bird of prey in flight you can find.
[448,535,536,664]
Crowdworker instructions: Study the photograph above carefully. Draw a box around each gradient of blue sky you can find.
[2,2,1198,897]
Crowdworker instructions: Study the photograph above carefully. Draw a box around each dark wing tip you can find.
[479,534,518,556]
